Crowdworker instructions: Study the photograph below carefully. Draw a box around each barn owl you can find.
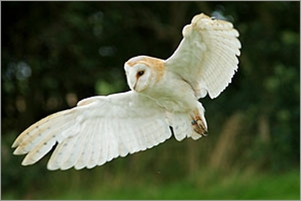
[12,13,241,170]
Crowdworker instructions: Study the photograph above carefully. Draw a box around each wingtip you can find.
[11,136,22,148]
[12,149,20,155]
[11,142,18,149]
[192,12,236,31]
[21,157,34,166]
[208,89,223,99]
[182,24,192,37]
[13,146,28,155]
[192,13,210,23]
[47,163,59,171]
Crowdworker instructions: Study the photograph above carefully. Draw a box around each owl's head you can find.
[124,56,164,93]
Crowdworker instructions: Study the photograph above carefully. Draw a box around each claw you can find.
[191,116,208,136]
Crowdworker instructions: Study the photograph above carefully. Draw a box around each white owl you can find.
[12,13,241,170]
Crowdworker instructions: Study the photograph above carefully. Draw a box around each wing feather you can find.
[87,120,102,169]
[75,122,95,170]
[165,13,241,99]
[59,137,78,170]
[13,91,173,170]
[85,119,99,168]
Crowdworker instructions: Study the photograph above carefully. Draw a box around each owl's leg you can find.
[190,103,208,136]
[191,117,208,136]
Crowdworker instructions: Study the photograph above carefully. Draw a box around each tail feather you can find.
[167,112,193,141]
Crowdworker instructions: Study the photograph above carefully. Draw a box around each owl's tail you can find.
[167,112,206,141]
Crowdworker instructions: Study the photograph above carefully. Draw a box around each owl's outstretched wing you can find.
[12,91,173,170]
[165,13,241,99]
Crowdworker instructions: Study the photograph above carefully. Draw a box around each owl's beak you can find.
[133,82,137,91]
[133,80,142,92]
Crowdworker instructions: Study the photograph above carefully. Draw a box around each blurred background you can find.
[1,1,300,199]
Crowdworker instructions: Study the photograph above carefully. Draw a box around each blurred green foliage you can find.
[1,1,300,199]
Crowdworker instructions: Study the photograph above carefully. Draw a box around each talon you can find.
[191,115,208,136]
[197,119,207,133]
[200,129,208,137]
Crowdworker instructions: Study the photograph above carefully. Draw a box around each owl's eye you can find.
[137,70,145,76]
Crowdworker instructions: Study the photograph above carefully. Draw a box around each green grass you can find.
[3,169,299,199]
[90,170,300,200]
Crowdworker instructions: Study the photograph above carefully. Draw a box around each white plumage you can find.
[12,13,241,170]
